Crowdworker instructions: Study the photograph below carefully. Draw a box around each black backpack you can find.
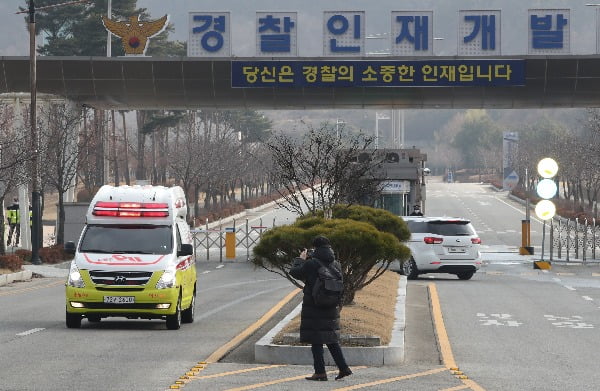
[312,259,344,307]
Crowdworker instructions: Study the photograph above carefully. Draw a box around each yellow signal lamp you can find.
[537,158,558,179]
[535,200,556,220]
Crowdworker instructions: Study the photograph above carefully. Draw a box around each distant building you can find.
[356,148,427,216]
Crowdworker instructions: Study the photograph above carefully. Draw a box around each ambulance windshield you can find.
[80,225,172,255]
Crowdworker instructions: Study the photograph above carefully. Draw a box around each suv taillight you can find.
[471,237,481,244]
[424,237,443,244]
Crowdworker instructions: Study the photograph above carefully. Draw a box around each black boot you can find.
[335,368,353,380]
[305,373,328,381]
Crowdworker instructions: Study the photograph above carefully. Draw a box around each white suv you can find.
[399,216,482,280]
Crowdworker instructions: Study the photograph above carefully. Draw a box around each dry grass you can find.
[272,270,400,346]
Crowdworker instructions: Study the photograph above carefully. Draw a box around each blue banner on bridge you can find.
[231,59,525,87]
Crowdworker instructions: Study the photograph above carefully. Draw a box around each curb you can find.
[255,276,407,366]
[0,270,33,287]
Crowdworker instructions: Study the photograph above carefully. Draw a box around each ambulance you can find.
[64,185,197,330]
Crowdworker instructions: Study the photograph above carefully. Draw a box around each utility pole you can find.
[17,0,90,264]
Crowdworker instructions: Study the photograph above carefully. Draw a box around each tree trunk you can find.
[136,111,146,181]
[111,110,119,186]
[121,111,130,185]
[57,191,65,244]
[0,197,5,255]
[151,131,157,184]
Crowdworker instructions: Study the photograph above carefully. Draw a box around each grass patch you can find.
[272,270,400,346]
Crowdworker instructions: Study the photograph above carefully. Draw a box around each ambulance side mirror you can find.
[178,244,193,257]
[64,241,76,255]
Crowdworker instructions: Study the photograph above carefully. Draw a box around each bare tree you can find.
[38,102,87,244]
[264,122,383,216]
[0,103,31,254]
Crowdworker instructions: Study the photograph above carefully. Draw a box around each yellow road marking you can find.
[555,272,575,276]
[429,283,487,391]
[591,273,600,277]
[332,367,447,390]
[225,367,367,391]
[429,283,457,369]
[193,365,285,380]
[0,279,63,297]
[204,287,301,363]
[439,385,471,391]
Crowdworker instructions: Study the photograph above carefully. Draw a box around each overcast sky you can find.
[0,1,597,56]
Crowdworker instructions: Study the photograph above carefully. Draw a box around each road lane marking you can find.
[216,265,225,269]
[582,296,594,301]
[193,365,286,380]
[0,280,64,297]
[16,328,45,336]
[439,385,471,391]
[429,283,458,369]
[224,367,369,391]
[332,367,447,390]
[204,288,301,363]
[564,285,576,291]
[429,283,487,391]
[168,288,301,389]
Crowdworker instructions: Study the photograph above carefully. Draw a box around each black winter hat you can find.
[312,235,330,247]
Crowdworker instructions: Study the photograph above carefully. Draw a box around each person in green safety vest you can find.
[6,198,20,247]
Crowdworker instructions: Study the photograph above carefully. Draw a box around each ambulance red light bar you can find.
[92,202,169,217]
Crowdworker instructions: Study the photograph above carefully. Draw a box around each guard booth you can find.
[371,148,427,216]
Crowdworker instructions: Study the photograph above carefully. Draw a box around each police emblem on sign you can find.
[101,14,169,55]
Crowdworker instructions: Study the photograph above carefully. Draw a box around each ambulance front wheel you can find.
[66,311,82,329]
[166,295,182,330]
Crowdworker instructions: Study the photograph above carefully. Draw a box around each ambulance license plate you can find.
[104,296,134,304]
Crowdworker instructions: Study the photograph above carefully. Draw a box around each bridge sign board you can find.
[232,59,525,88]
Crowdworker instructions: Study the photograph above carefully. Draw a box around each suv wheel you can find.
[402,258,419,280]
[166,295,182,330]
[457,271,474,280]
[181,292,195,324]
[66,311,82,329]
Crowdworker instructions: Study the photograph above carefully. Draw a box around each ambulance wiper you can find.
[83,249,112,253]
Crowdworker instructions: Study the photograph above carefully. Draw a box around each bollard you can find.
[225,227,236,259]
[549,219,554,262]
[583,219,588,263]
[592,217,596,259]
[520,219,534,255]
[575,218,579,260]
[557,219,562,259]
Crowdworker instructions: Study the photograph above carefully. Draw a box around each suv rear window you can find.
[407,221,475,236]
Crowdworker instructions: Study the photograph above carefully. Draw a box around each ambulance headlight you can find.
[156,270,176,289]
[67,263,85,288]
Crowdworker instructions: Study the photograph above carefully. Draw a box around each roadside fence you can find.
[550,217,599,262]
[191,217,275,262]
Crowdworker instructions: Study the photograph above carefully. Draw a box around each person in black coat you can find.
[289,235,352,381]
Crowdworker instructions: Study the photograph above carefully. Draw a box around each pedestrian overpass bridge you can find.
[1,55,599,110]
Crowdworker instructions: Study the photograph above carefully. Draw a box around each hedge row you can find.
[0,244,74,270]
[192,192,282,227]
[491,180,596,221]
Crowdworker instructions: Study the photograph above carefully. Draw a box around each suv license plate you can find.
[447,247,466,253]
[104,296,135,304]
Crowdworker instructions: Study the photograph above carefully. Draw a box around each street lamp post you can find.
[27,0,41,264]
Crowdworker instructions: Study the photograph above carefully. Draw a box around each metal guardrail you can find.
[191,217,275,262]
[551,217,599,262]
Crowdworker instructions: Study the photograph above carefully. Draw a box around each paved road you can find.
[2,181,599,390]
